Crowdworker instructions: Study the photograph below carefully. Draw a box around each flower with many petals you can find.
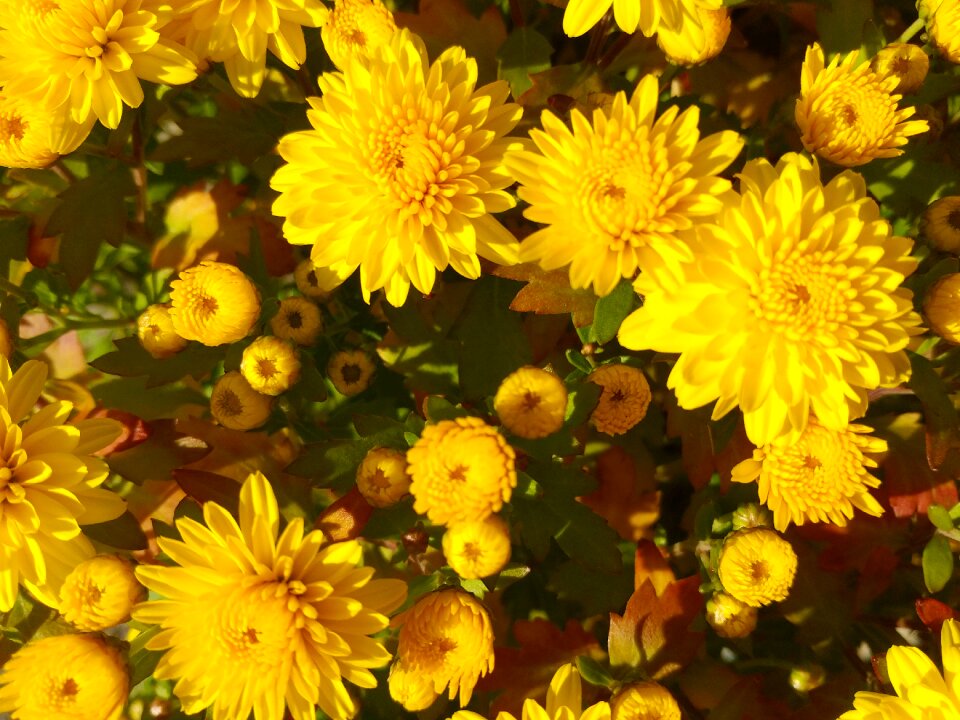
[210,371,273,430]
[718,528,797,607]
[923,195,960,253]
[611,682,680,720]
[443,515,511,579]
[356,447,410,508]
[321,0,397,70]
[59,554,145,631]
[0,92,92,168]
[619,153,921,446]
[925,273,960,343]
[588,364,652,435]
[494,366,568,439]
[270,297,323,346]
[137,304,188,359]
[562,0,721,42]
[504,75,743,297]
[657,6,730,66]
[169,261,261,346]
[272,30,524,306]
[922,0,960,64]
[241,336,301,396]
[133,471,408,720]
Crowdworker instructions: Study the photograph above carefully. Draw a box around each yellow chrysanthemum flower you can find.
[169,261,261,346]
[449,663,611,720]
[796,43,928,167]
[838,618,960,719]
[718,528,797,607]
[162,0,326,98]
[0,358,125,612]
[922,0,960,64]
[562,0,721,40]
[407,417,516,526]
[294,259,336,299]
[0,633,129,720]
[706,592,757,639]
[732,418,886,531]
[588,364,652,436]
[321,0,397,70]
[137,304,188,359]
[134,471,408,720]
[328,349,376,396]
[356,447,410,508]
[272,29,523,307]
[270,297,323,346]
[922,196,960,253]
[442,515,511,579]
[241,336,301,396]
[210,371,273,430]
[619,153,921,447]
[925,273,960,343]
[0,92,92,168]
[657,6,730,66]
[59,554,145,631]
[389,589,494,711]
[611,681,680,720]
[494,366,568,439]
[504,75,744,297]
[871,43,930,95]
[0,0,196,130]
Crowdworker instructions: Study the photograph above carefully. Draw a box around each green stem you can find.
[0,276,33,302]
[898,17,925,44]
[63,316,134,330]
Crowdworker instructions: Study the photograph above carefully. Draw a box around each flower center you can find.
[369,468,391,490]
[749,560,769,582]
[522,391,541,411]
[286,311,303,329]
[43,675,80,709]
[341,363,362,384]
[948,210,960,232]
[0,114,26,144]
[818,80,897,150]
[257,358,278,380]
[891,56,911,78]
[215,389,244,417]
[752,257,848,342]
[448,464,468,483]
[420,637,458,670]
[462,542,483,561]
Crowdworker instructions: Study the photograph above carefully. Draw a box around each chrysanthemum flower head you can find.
[443,515,511,579]
[137,304,188,359]
[718,527,797,607]
[0,92,92,168]
[389,589,494,711]
[270,296,323,346]
[657,6,730,66]
[494,366,568,439]
[169,260,261,346]
[210,371,273,430]
[0,0,197,129]
[356,447,410,508]
[839,618,960,718]
[611,681,680,720]
[619,153,922,446]
[59,554,145,631]
[134,471,408,720]
[923,196,960,253]
[328,349,376,396]
[0,358,126,612]
[562,0,721,40]
[0,633,129,720]
[407,416,516,526]
[272,29,524,307]
[796,43,928,167]
[706,592,757,639]
[504,74,744,297]
[588,364,652,435]
[732,418,886,531]
[294,259,336,299]
[922,0,960,64]
[240,336,301,396]
[321,0,397,70]
[871,43,930,95]
[925,273,960,344]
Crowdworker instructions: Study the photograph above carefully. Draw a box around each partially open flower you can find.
[925,273,960,343]
[356,447,410,508]
[871,43,930,95]
[137,304,188,359]
[611,681,681,720]
[494,366,568,439]
[706,592,758,639]
[209,371,273,430]
[294,259,336,299]
[321,0,397,70]
[0,92,92,168]
[169,261,261,346]
[59,555,145,631]
[270,297,323,346]
[240,336,301,396]
[588,365,652,435]
[718,528,797,607]
[328,349,376,396]
[922,0,960,64]
[442,516,512,579]
[922,196,960,253]
[658,7,731,66]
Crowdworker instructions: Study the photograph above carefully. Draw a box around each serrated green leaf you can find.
[591,279,636,345]
[923,534,954,593]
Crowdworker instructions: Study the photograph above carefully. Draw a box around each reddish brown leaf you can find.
[493,263,597,328]
[315,487,373,542]
[580,447,660,543]
[173,468,241,517]
[664,398,715,489]
[917,598,959,630]
[90,408,151,456]
[882,414,959,518]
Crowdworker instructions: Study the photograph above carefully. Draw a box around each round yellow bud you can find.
[59,555,145,631]
[294,259,338,299]
[210,371,273,430]
[327,349,376,396]
[240,336,301,396]
[871,43,930,95]
[925,273,960,344]
[356,447,410,508]
[0,92,92,169]
[705,592,758,639]
[494,366,568,439]
[137,304,188,359]
[270,297,323,346]
[442,515,511,579]
[718,528,798,607]
[588,364,652,436]
[611,681,681,720]
[169,261,261,346]
[658,7,731,66]
[922,196,960,254]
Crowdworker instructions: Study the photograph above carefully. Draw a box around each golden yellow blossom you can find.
[588,365,652,436]
[240,336,301,396]
[270,297,323,346]
[0,92,92,168]
[922,0,960,64]
[871,43,930,94]
[611,681,680,720]
[294,259,336,299]
[169,261,261,346]
[562,0,722,40]
[321,0,397,70]
[209,371,273,430]
[328,349,376,396]
[718,528,797,607]
[137,304,188,359]
[494,366,568,439]
[706,592,758,639]
[922,196,960,253]
[443,515,511,579]
[657,7,730,66]
[356,447,410,508]
[59,555,145,631]
[925,273,960,343]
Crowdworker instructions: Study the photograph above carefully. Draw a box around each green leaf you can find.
[128,626,163,686]
[815,0,873,57]
[576,656,616,689]
[83,511,148,551]
[459,577,487,598]
[930,504,956,532]
[424,396,472,422]
[288,421,407,490]
[0,215,29,277]
[908,352,960,470]
[591,279,636,345]
[497,27,553,98]
[923,534,954,593]
[548,495,622,573]
[91,337,224,388]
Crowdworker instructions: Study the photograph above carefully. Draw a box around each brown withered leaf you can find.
[580,447,660,542]
[882,413,959,518]
[493,263,596,327]
[633,540,674,595]
[916,598,959,630]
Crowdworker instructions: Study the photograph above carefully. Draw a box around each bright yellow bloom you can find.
[588,364,652,436]
[59,554,145,631]
[796,43,928,167]
[504,75,743,297]
[137,304,188,359]
[562,0,721,40]
[0,633,129,720]
[611,681,680,720]
[321,0,397,70]
[657,7,730,66]
[272,29,523,307]
[0,0,196,130]
[327,349,376,396]
[407,417,516,526]
[871,43,930,95]
[162,0,326,98]
[619,153,921,447]
[241,336,301,396]
[0,358,125,612]
[494,366,568,439]
[732,418,886,532]
[389,589,494,711]
[356,447,410,508]
[925,273,960,343]
[838,618,960,719]
[210,371,273,430]
[718,528,797,607]
[270,297,323,346]
[705,592,757,639]
[294,259,336,299]
[134,471,408,720]
[449,663,611,720]
[442,515,511,579]
[169,261,261,346]
[0,92,92,168]
[922,0,960,64]
[923,195,960,253]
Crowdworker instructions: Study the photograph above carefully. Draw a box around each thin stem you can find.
[64,316,133,330]
[598,31,631,70]
[585,14,611,65]
[898,17,925,44]
[0,275,33,302]
[508,0,525,27]
[51,160,76,184]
